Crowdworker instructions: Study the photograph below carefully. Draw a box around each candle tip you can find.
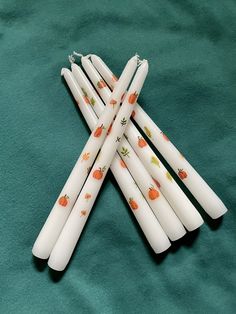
[90,54,99,61]
[61,68,65,76]
[61,68,70,76]
[70,62,79,71]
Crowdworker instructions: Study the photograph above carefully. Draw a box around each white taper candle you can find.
[32,55,138,259]
[48,60,149,271]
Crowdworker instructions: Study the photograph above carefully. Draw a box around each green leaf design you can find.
[101,166,106,172]
[144,126,152,138]
[120,147,130,158]
[120,117,127,126]
[151,156,160,167]
[90,97,96,106]
[166,171,173,181]
[81,87,88,97]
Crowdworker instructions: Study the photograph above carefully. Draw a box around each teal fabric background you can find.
[0,0,235,313]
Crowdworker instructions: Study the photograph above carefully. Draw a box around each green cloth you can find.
[0,0,235,313]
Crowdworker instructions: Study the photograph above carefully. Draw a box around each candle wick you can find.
[73,51,92,60]
[137,56,146,66]
[73,51,84,57]
[135,53,144,66]
[68,54,75,64]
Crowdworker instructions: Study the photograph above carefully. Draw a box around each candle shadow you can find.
[48,267,66,282]
[148,229,200,262]
[149,247,169,264]
[32,255,47,272]
[170,228,200,253]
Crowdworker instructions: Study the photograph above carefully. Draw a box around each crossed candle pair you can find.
[32,54,228,271]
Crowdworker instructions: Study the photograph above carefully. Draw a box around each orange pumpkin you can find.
[129,198,138,210]
[94,124,104,137]
[93,167,106,180]
[128,92,138,104]
[58,194,69,207]
[138,137,147,148]
[83,95,90,104]
[148,187,159,200]
[97,80,106,89]
[85,193,91,200]
[120,160,127,168]
[178,169,187,180]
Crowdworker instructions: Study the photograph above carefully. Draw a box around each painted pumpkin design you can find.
[129,198,138,210]
[83,95,90,104]
[178,169,187,180]
[148,186,159,200]
[138,136,147,148]
[97,80,106,89]
[58,194,69,207]
[85,193,91,200]
[120,159,127,168]
[128,91,138,104]
[81,88,90,104]
[92,166,106,180]
[94,124,105,137]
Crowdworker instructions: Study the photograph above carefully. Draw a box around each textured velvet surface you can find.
[0,0,236,313]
